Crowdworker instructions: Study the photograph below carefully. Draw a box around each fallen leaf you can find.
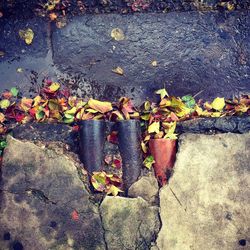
[111,28,125,41]
[0,99,10,109]
[112,66,124,75]
[88,99,113,113]
[106,185,123,196]
[17,68,23,73]
[155,88,169,99]
[0,113,5,123]
[141,141,147,153]
[91,172,107,192]
[19,28,34,45]
[71,210,79,221]
[20,98,33,112]
[10,87,19,97]
[211,97,225,111]
[143,155,155,169]
[148,121,160,134]
[107,131,118,144]
[182,95,196,108]
[151,60,158,67]
[112,157,122,169]
[49,12,57,21]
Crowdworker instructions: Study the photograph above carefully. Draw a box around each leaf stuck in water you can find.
[19,28,34,45]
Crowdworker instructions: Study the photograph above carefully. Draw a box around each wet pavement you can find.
[0,9,250,103]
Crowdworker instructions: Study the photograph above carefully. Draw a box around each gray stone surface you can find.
[128,173,159,204]
[156,133,250,250]
[0,136,105,250]
[176,116,250,134]
[52,12,250,101]
[100,196,161,250]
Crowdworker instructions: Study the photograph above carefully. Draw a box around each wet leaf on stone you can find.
[71,210,79,221]
[112,66,124,75]
[151,60,158,67]
[111,28,125,41]
[19,28,34,45]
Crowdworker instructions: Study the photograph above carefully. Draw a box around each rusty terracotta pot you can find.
[149,138,177,186]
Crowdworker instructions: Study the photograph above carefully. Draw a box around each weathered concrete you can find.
[0,136,106,250]
[128,173,159,204]
[100,196,160,250]
[176,116,250,134]
[52,12,250,101]
[156,133,250,250]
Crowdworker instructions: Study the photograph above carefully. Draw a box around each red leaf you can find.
[72,125,79,132]
[112,158,122,169]
[71,210,79,221]
[107,131,118,144]
[15,113,26,122]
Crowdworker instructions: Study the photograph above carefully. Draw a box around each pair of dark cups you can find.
[79,120,143,194]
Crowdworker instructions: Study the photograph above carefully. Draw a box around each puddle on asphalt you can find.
[0,49,58,96]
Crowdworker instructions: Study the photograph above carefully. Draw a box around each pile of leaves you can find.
[0,80,249,195]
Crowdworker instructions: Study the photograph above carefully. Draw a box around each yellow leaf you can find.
[155,88,169,99]
[0,112,5,123]
[211,97,225,111]
[148,121,160,134]
[211,112,222,117]
[164,122,177,139]
[235,104,249,113]
[33,96,42,107]
[0,99,10,109]
[19,28,34,45]
[20,98,33,112]
[112,67,124,75]
[144,101,151,111]
[151,60,158,67]
[106,185,123,196]
[88,99,113,113]
[111,28,125,41]
[141,142,147,153]
[49,82,60,92]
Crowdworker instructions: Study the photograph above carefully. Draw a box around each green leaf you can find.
[0,140,7,150]
[181,95,196,108]
[143,155,155,169]
[10,87,19,97]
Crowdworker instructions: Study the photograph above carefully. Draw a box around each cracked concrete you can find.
[156,133,250,250]
[0,131,249,249]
